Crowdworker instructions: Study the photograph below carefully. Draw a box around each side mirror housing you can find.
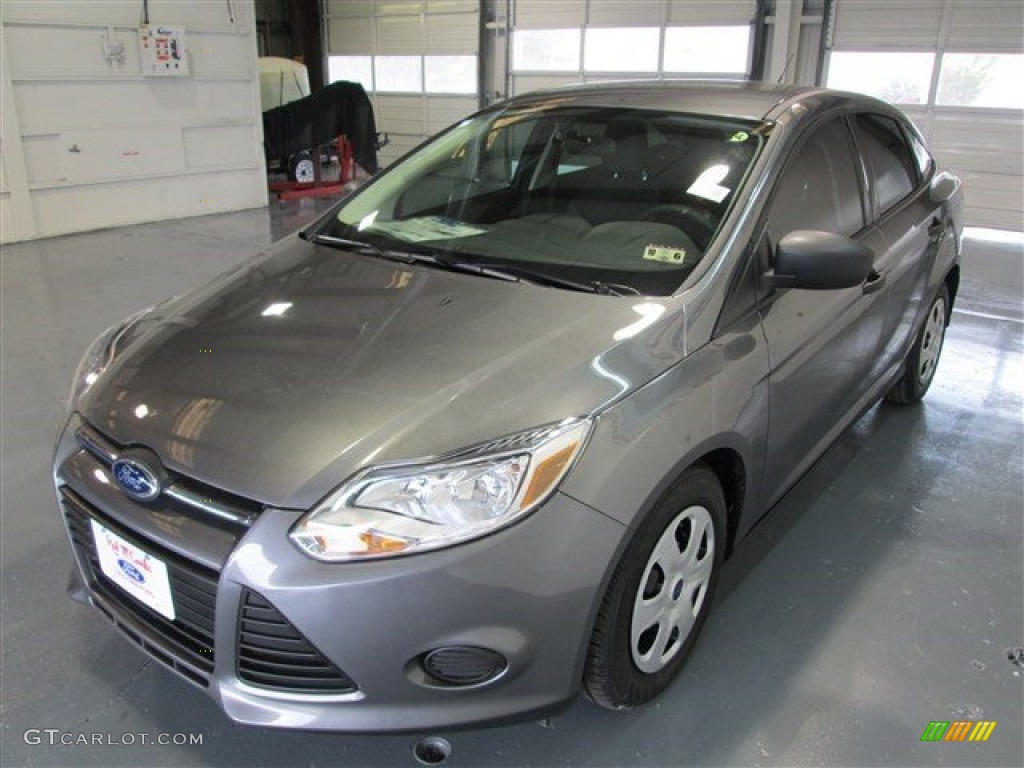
[770,230,874,290]
[929,171,960,205]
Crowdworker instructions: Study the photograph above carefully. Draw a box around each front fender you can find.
[561,311,770,540]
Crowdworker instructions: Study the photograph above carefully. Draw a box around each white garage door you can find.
[826,0,1024,230]
[509,0,756,96]
[325,0,480,167]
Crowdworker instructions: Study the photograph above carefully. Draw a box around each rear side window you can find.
[767,118,864,241]
[852,114,918,215]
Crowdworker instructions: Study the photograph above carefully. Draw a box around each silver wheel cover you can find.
[630,505,715,674]
[918,296,947,387]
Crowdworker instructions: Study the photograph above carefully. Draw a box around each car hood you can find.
[79,237,688,509]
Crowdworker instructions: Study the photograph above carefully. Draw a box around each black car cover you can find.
[262,81,380,174]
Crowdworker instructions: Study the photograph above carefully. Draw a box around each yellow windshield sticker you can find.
[643,245,686,264]
[729,130,749,143]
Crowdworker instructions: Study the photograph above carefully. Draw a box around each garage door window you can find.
[663,26,750,75]
[767,119,864,241]
[424,56,477,95]
[827,52,935,105]
[512,29,582,72]
[374,57,423,93]
[851,114,918,216]
[328,56,373,90]
[936,53,1024,109]
[584,28,660,73]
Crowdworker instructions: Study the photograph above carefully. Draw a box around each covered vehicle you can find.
[54,81,962,731]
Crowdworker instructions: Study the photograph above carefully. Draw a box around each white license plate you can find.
[90,519,176,621]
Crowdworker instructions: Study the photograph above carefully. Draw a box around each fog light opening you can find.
[421,646,508,687]
[413,736,452,765]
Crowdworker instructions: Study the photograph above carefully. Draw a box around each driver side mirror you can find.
[769,230,875,290]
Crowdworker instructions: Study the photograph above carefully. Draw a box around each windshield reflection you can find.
[323,105,764,296]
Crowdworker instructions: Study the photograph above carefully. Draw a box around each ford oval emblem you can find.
[117,558,146,584]
[112,458,161,501]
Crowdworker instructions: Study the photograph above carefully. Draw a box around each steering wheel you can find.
[641,205,718,252]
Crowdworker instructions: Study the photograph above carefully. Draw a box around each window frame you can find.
[846,112,926,223]
[761,113,870,250]
[718,110,872,324]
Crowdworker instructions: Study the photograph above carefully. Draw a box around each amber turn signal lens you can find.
[520,441,579,509]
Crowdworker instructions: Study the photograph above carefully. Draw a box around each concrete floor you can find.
[1,203,1021,767]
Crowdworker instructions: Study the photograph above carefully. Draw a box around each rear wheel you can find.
[585,464,725,709]
[886,284,949,405]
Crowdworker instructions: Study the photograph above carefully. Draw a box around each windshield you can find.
[322,105,764,296]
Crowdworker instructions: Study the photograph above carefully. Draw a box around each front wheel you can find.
[584,464,725,710]
[886,284,949,405]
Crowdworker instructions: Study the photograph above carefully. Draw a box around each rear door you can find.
[848,113,944,383]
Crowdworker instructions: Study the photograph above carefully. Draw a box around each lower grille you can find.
[61,488,218,687]
[237,590,358,693]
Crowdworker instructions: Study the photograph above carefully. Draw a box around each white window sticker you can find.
[687,164,731,203]
[643,244,686,264]
[372,216,486,242]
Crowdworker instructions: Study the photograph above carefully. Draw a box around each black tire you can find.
[886,284,950,405]
[288,151,315,183]
[584,463,726,710]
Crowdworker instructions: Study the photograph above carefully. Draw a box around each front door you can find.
[757,116,887,506]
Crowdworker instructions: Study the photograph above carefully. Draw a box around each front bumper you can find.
[54,416,626,732]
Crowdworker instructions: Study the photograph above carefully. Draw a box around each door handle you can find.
[862,268,887,295]
[928,217,946,241]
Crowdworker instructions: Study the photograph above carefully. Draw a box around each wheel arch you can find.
[577,444,750,706]
[697,447,747,558]
[944,264,960,321]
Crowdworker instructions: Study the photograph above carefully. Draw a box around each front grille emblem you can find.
[112,456,162,501]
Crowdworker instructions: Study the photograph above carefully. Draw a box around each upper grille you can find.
[62,488,218,687]
[237,590,358,694]
[75,419,262,529]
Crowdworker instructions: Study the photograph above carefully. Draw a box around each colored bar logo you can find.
[921,721,997,742]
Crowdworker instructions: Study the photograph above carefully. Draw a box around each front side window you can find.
[766,118,864,242]
[321,107,764,296]
[851,113,918,215]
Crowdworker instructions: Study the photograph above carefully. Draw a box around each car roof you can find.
[498,80,837,122]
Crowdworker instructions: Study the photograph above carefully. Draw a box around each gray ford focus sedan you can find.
[54,82,962,731]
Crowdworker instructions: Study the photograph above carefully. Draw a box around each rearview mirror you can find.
[770,230,874,290]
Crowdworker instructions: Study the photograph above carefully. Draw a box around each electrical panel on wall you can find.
[138,25,189,76]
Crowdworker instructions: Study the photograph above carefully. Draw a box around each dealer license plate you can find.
[90,519,176,621]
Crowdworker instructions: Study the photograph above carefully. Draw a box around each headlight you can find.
[290,419,592,561]
[69,308,152,407]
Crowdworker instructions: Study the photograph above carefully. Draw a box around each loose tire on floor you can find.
[288,151,315,183]
[584,463,726,710]
[886,284,950,405]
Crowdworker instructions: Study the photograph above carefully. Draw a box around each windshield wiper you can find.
[312,234,420,264]
[452,261,643,296]
[313,235,520,282]
[313,235,642,295]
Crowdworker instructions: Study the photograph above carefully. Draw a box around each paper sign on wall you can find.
[139,25,189,77]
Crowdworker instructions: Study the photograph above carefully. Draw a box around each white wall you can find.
[0,0,267,243]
